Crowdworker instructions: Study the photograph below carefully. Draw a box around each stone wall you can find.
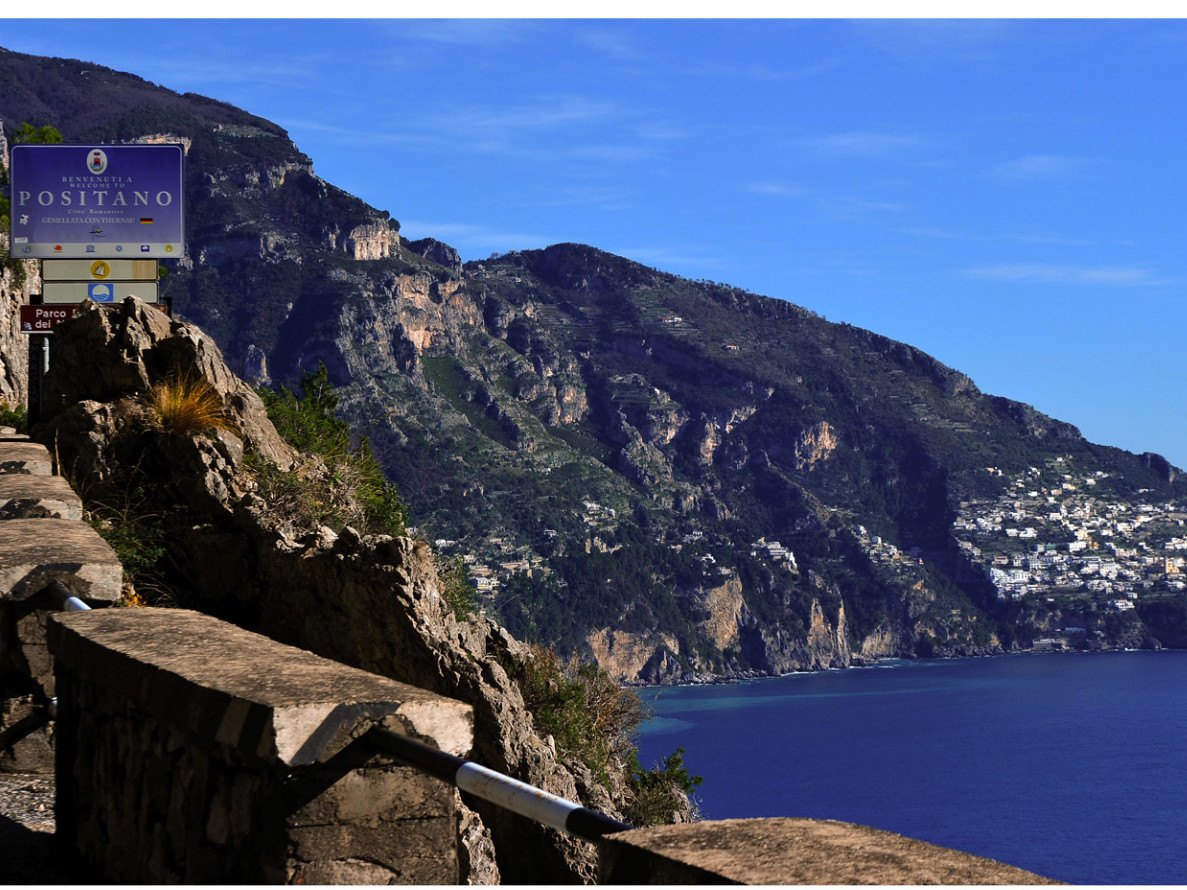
[0,435,121,773]
[599,818,1060,885]
[49,607,475,884]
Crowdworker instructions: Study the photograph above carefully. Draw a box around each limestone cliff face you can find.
[697,577,746,654]
[805,598,851,668]
[586,628,684,685]
[793,421,839,471]
[335,272,479,380]
[586,576,856,685]
[857,621,901,660]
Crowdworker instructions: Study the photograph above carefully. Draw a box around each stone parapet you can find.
[0,517,121,771]
[49,607,474,884]
[0,441,53,475]
[0,519,121,604]
[0,474,83,520]
[597,817,1060,884]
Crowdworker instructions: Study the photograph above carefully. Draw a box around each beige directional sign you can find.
[42,259,158,281]
[42,281,159,304]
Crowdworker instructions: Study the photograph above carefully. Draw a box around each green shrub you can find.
[11,123,63,145]
[259,362,351,457]
[508,644,702,823]
[510,644,647,786]
[0,398,28,433]
[437,554,477,620]
[625,746,702,826]
[84,484,182,608]
[3,125,62,282]
[255,363,409,537]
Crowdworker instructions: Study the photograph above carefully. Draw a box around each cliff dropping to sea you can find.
[3,45,1187,689]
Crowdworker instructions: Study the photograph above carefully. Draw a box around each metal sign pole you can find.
[38,333,49,422]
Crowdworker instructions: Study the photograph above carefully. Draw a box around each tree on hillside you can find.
[2,123,64,231]
[11,122,63,144]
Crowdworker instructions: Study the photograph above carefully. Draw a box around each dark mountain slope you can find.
[4,48,1186,682]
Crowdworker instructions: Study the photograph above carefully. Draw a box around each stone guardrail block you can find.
[0,441,53,475]
[49,608,475,884]
[598,817,1060,885]
[0,519,122,766]
[0,474,83,520]
[0,519,121,604]
[0,462,104,773]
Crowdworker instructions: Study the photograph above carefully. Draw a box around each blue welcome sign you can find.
[9,143,185,259]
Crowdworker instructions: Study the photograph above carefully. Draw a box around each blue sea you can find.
[635,651,1187,885]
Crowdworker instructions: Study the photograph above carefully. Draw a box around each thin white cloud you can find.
[362,94,685,165]
[1011,232,1095,247]
[994,154,1094,179]
[902,226,963,240]
[750,181,807,198]
[823,197,906,216]
[572,25,645,61]
[804,130,924,157]
[387,20,540,47]
[451,95,620,133]
[570,144,656,163]
[964,264,1170,286]
[519,185,635,212]
[848,19,1017,67]
[687,54,854,84]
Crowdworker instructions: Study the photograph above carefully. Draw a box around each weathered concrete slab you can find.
[598,817,1061,885]
[0,519,121,603]
[0,475,83,520]
[49,608,473,763]
[0,442,52,475]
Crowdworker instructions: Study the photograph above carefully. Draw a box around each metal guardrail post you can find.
[365,727,632,842]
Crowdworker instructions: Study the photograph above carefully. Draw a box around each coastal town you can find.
[953,456,1187,608]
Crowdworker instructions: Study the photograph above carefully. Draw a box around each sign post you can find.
[9,143,185,418]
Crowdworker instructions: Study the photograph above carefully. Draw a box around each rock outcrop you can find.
[0,228,37,410]
[28,298,638,883]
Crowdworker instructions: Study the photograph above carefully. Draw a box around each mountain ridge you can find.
[3,46,1187,683]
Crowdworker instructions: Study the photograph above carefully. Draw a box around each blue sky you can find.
[4,18,1186,469]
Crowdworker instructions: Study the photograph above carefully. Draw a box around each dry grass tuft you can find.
[141,373,238,436]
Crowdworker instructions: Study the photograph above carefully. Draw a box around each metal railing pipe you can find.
[47,581,91,612]
[365,727,632,842]
[46,582,91,719]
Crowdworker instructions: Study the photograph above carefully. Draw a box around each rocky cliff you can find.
[26,298,683,883]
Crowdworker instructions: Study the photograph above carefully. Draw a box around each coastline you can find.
[629,638,1176,690]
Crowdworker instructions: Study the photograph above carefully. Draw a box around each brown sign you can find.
[19,304,79,333]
